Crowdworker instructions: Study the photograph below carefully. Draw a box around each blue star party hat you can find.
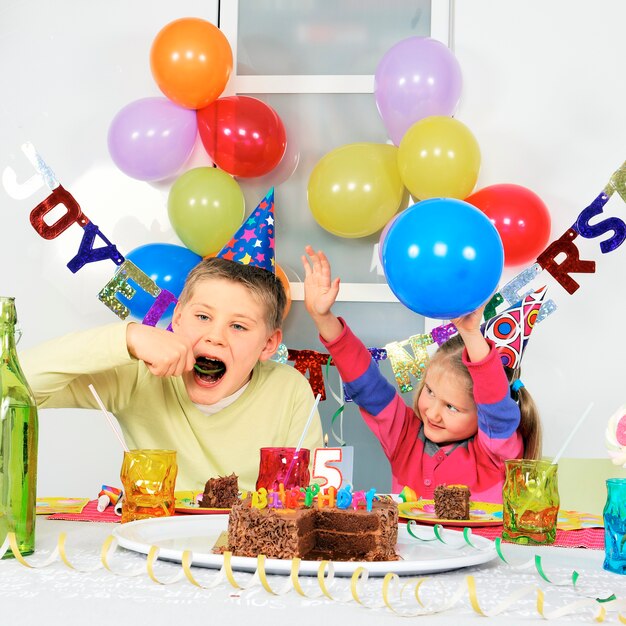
[217,187,275,273]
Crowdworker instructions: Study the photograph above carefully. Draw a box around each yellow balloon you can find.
[307,143,405,238]
[397,116,481,200]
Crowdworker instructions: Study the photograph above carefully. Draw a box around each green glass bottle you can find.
[0,296,38,556]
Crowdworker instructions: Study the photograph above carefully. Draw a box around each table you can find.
[0,517,624,625]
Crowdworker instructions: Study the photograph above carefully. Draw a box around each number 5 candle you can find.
[312,435,354,490]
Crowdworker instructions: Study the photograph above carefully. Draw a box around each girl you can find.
[302,246,541,503]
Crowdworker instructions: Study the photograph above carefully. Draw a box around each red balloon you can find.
[196,96,287,178]
[465,184,551,267]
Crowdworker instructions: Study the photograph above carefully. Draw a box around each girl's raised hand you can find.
[450,303,490,362]
[301,245,340,318]
[450,304,486,335]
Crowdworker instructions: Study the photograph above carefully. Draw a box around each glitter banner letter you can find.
[66,222,125,273]
[98,260,160,319]
[574,192,626,253]
[536,228,596,295]
[142,289,178,328]
[30,185,89,240]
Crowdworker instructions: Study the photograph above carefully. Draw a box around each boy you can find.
[22,256,323,492]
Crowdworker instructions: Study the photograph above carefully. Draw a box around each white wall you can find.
[454,1,626,463]
[1,0,625,497]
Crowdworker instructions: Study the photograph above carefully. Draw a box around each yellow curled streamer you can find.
[100,535,146,577]
[7,530,623,624]
[256,555,274,593]
[289,558,326,599]
[382,573,466,617]
[399,576,429,606]
[0,536,11,560]
[8,532,60,568]
[349,566,385,608]
[467,575,487,615]
[536,588,607,621]
[290,557,307,596]
[181,550,227,589]
[222,551,242,589]
[468,576,545,617]
[317,560,336,600]
[145,545,186,585]
[253,555,293,595]
[58,532,103,573]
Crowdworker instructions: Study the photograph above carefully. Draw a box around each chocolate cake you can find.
[226,498,398,561]
[199,473,239,508]
[434,484,470,520]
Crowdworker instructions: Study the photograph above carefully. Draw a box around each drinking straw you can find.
[88,383,129,452]
[88,384,172,516]
[283,393,322,486]
[551,401,594,466]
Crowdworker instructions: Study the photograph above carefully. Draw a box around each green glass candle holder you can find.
[502,459,559,545]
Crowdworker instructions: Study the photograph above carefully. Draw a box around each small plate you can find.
[174,491,230,515]
[398,500,503,527]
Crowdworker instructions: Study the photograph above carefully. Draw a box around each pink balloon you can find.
[108,98,197,181]
[375,37,462,146]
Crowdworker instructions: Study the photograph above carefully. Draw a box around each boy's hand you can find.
[301,245,343,342]
[126,323,195,377]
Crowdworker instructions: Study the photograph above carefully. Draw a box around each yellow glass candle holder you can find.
[502,459,559,545]
[120,449,177,523]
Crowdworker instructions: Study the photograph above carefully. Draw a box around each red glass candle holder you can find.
[256,447,310,491]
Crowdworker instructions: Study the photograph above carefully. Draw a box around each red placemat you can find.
[463,526,604,550]
[47,499,120,523]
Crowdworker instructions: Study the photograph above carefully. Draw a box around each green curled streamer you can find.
[433,524,445,543]
[462,527,479,548]
[496,537,579,587]
[406,520,438,542]
[534,555,579,587]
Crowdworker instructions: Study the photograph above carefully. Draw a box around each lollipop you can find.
[605,404,626,467]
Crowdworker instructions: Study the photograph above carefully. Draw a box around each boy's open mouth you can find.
[193,356,227,383]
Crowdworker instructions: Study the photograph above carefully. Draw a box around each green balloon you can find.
[168,167,245,256]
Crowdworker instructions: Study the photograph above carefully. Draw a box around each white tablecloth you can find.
[0,517,623,626]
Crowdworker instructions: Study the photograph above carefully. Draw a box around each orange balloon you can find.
[202,255,292,320]
[275,264,292,319]
[150,18,233,110]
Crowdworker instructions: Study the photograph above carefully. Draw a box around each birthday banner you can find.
[6,145,626,397]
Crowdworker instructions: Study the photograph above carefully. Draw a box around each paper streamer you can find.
[3,527,625,621]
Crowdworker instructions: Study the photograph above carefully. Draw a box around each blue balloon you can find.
[120,243,202,322]
[382,198,504,319]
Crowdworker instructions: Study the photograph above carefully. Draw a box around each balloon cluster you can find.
[105,18,290,319]
[307,35,552,319]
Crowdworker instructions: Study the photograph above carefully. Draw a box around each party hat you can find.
[481,286,547,369]
[217,187,275,273]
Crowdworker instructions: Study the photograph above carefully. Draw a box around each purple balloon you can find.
[378,213,400,264]
[108,97,198,181]
[374,37,462,146]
